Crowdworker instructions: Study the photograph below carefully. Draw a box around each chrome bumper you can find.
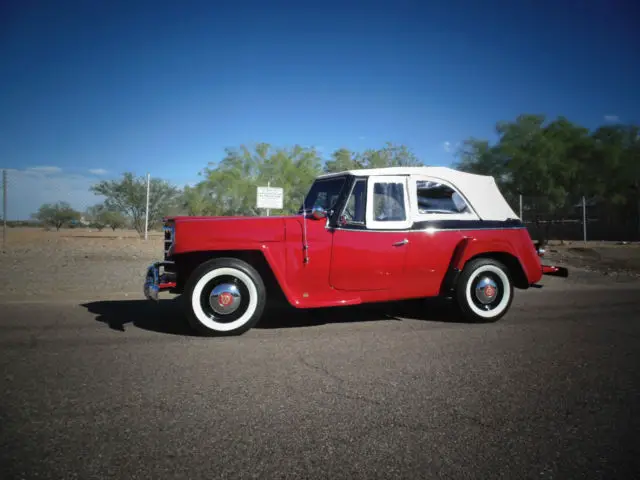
[143,262,177,301]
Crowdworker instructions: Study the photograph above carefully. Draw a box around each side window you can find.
[416,180,469,214]
[342,179,366,224]
[373,181,406,221]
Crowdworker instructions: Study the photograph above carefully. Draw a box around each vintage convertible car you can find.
[144,166,568,336]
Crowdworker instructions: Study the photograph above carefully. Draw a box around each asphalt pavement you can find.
[1,283,639,479]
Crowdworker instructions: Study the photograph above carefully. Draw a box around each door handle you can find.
[392,239,409,247]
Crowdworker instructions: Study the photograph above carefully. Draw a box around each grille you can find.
[163,224,174,258]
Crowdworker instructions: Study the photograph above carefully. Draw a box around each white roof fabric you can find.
[318,166,519,222]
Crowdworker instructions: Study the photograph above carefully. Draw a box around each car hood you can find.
[168,215,295,251]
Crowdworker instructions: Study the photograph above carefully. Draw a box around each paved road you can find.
[1,284,639,479]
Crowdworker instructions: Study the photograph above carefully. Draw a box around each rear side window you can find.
[416,180,469,214]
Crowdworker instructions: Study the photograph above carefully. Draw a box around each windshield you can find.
[299,177,347,214]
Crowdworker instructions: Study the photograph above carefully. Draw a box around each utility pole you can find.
[144,173,150,240]
[519,194,523,220]
[582,195,587,245]
[2,170,6,247]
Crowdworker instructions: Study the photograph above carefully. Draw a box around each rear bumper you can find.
[542,264,569,278]
[143,261,177,301]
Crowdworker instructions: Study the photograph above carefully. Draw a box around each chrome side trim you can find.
[326,226,527,234]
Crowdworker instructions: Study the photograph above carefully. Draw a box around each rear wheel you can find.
[183,258,267,336]
[455,258,514,323]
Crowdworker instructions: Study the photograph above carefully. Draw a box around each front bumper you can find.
[143,261,177,301]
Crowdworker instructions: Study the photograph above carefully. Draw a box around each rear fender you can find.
[441,237,533,291]
[439,236,472,295]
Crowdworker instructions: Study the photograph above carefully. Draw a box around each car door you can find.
[402,175,481,297]
[330,175,412,291]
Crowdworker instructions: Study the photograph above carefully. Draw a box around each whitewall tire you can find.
[183,258,267,336]
[455,258,514,323]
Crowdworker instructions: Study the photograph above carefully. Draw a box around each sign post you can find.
[256,182,283,216]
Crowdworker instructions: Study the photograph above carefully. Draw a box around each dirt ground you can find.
[542,240,640,281]
[0,227,164,299]
[1,227,639,300]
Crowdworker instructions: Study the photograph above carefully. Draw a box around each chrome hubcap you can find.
[209,283,242,315]
[474,276,499,305]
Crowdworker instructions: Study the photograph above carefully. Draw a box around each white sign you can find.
[256,186,283,210]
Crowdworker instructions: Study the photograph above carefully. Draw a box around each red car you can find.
[144,167,568,336]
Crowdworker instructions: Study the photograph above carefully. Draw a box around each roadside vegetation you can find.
[24,114,640,241]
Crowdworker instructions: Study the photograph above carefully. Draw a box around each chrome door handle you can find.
[392,239,409,247]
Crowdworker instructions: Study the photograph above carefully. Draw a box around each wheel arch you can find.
[440,237,531,295]
[171,249,290,306]
[464,251,529,289]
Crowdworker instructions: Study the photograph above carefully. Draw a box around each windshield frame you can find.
[299,175,350,216]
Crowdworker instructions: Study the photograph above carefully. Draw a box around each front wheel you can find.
[183,258,267,336]
[455,258,514,323]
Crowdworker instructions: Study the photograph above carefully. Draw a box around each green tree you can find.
[590,124,640,237]
[357,142,423,169]
[324,142,422,173]
[179,183,215,216]
[90,173,179,236]
[101,210,127,231]
[85,203,128,231]
[324,148,361,173]
[454,113,640,241]
[196,142,422,217]
[85,204,107,230]
[198,143,323,216]
[32,202,81,231]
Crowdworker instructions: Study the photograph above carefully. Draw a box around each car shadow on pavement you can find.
[82,297,196,336]
[81,296,462,337]
[258,298,458,329]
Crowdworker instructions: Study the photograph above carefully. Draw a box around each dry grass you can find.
[3,226,162,243]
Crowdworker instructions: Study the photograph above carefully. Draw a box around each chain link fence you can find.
[509,193,640,242]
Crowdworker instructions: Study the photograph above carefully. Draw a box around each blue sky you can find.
[1,0,638,219]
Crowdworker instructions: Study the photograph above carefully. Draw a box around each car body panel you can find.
[329,228,410,291]
[170,216,286,254]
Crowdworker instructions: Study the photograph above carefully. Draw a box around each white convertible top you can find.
[318,166,519,221]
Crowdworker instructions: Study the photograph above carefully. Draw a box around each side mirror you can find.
[310,206,327,220]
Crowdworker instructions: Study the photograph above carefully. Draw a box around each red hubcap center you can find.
[484,285,496,297]
[218,292,233,306]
